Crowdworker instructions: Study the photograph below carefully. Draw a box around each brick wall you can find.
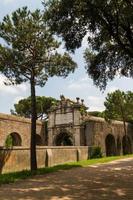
[0,113,45,147]
[0,146,89,174]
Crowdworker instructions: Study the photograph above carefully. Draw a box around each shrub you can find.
[90,146,102,159]
[5,135,13,148]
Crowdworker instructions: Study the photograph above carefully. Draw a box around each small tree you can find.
[0,7,77,171]
[11,96,58,119]
[5,135,13,148]
[88,111,104,118]
[104,90,133,135]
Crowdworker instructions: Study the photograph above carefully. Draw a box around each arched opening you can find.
[36,134,43,146]
[117,137,121,156]
[105,134,116,156]
[122,135,132,155]
[55,132,73,146]
[5,132,22,147]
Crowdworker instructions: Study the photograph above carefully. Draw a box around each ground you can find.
[0,158,133,200]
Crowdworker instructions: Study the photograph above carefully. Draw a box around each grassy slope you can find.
[0,154,132,185]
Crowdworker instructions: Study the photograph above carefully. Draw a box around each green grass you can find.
[0,154,132,185]
[75,154,133,166]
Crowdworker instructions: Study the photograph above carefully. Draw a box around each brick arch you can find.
[105,134,116,156]
[117,136,122,156]
[5,132,22,146]
[53,130,74,146]
[122,135,132,155]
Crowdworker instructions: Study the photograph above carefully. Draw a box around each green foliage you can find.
[88,111,105,118]
[11,96,58,119]
[90,146,102,159]
[5,135,13,148]
[79,105,87,116]
[45,0,133,89]
[0,7,77,171]
[104,90,133,137]
[104,90,133,123]
[0,7,77,85]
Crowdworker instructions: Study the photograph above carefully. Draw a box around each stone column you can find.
[74,127,81,146]
[47,129,53,146]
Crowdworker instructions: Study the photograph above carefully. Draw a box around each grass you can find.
[0,154,132,185]
[75,154,133,166]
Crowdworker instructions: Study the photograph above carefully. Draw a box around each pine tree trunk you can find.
[30,73,37,171]
[120,104,128,154]
[123,119,127,136]
[120,106,127,136]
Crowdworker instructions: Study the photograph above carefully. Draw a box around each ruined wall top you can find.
[83,115,133,127]
[0,112,42,125]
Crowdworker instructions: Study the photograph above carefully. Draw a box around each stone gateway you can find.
[48,96,133,156]
[0,96,132,157]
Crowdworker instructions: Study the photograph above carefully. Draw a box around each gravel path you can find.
[0,158,133,200]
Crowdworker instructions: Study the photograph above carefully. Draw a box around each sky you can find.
[0,0,133,114]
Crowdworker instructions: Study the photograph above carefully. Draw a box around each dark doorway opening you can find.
[105,134,116,156]
[55,132,73,146]
[5,132,22,147]
[117,137,121,156]
[122,135,132,155]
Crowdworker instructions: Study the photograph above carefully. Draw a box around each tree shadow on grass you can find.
[0,147,12,174]
[0,159,133,200]
[0,163,81,185]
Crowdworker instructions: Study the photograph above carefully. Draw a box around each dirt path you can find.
[0,158,133,200]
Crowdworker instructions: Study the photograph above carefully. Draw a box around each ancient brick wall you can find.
[0,146,89,173]
[0,113,45,147]
[84,116,133,155]
[0,104,133,158]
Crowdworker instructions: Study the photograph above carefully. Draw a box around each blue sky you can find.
[0,0,133,114]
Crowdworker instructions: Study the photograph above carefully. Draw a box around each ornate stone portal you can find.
[48,95,87,146]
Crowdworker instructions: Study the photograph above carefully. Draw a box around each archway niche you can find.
[117,137,121,156]
[122,135,132,155]
[55,132,73,146]
[36,134,43,146]
[5,132,22,147]
[105,134,116,156]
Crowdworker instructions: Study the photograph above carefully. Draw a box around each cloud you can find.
[2,0,16,4]
[68,82,84,90]
[82,34,89,48]
[81,32,93,48]
[0,74,28,95]
[13,96,25,104]
[107,86,118,93]
[0,0,16,5]
[57,43,66,55]
[66,76,105,111]
[67,76,90,91]
[87,96,105,111]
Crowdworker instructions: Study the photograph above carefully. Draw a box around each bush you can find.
[5,135,13,148]
[90,146,102,159]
